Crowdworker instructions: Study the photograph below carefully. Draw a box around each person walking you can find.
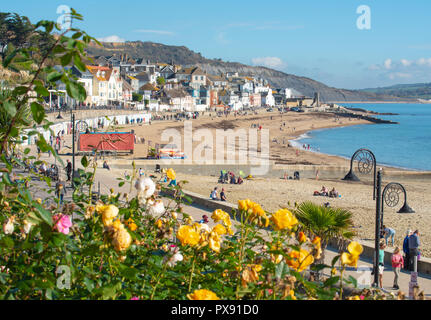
[383,225,396,246]
[391,247,404,290]
[408,230,421,271]
[66,159,72,181]
[403,229,412,271]
[55,180,67,205]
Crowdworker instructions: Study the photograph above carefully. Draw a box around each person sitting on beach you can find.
[230,173,237,184]
[329,187,339,198]
[220,188,227,202]
[210,187,219,200]
[237,176,244,185]
[320,186,329,196]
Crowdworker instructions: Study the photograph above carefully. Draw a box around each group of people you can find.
[314,186,339,198]
[210,187,227,202]
[218,171,244,185]
[376,228,421,290]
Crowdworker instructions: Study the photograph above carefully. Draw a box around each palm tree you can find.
[295,201,355,269]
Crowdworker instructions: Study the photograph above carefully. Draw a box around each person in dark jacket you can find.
[408,230,421,271]
[66,160,72,181]
[403,229,412,270]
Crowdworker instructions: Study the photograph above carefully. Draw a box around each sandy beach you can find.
[37,109,431,257]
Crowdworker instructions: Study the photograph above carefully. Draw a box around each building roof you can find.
[86,65,112,81]
[135,72,151,81]
[177,66,206,76]
[140,83,160,92]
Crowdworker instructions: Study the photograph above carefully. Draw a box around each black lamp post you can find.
[342,148,380,287]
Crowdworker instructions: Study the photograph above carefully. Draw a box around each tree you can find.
[0,12,34,59]
[156,76,165,86]
[295,201,355,271]
[132,92,143,102]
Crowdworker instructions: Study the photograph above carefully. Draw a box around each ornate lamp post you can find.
[382,183,415,222]
[342,148,381,286]
[342,148,377,200]
[343,149,416,288]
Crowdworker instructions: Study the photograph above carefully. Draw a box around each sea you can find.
[294,103,431,172]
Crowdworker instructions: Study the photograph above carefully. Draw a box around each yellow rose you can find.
[166,168,176,180]
[208,233,221,253]
[212,224,227,236]
[298,232,307,243]
[211,209,229,223]
[270,209,298,231]
[100,205,119,227]
[112,228,132,251]
[238,199,251,211]
[112,219,124,231]
[341,241,363,269]
[177,225,200,247]
[286,249,314,272]
[187,289,220,300]
[155,219,164,229]
[125,218,137,232]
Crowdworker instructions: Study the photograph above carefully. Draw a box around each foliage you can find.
[132,92,142,102]
[156,77,165,86]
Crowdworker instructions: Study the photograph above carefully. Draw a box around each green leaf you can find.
[101,282,122,300]
[0,236,14,249]
[61,53,72,66]
[331,255,340,267]
[3,101,17,117]
[74,53,86,72]
[47,71,63,83]
[34,84,49,97]
[323,276,340,288]
[66,81,86,101]
[81,155,89,168]
[345,275,358,288]
[84,277,94,292]
[34,202,53,226]
[119,264,139,280]
[31,102,46,124]
[12,86,28,95]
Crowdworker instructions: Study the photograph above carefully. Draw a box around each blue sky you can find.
[3,0,431,89]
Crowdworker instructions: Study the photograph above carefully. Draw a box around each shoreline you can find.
[290,126,431,174]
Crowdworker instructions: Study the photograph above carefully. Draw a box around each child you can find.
[378,242,386,288]
[391,247,404,290]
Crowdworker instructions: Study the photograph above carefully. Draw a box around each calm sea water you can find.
[295,103,431,171]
